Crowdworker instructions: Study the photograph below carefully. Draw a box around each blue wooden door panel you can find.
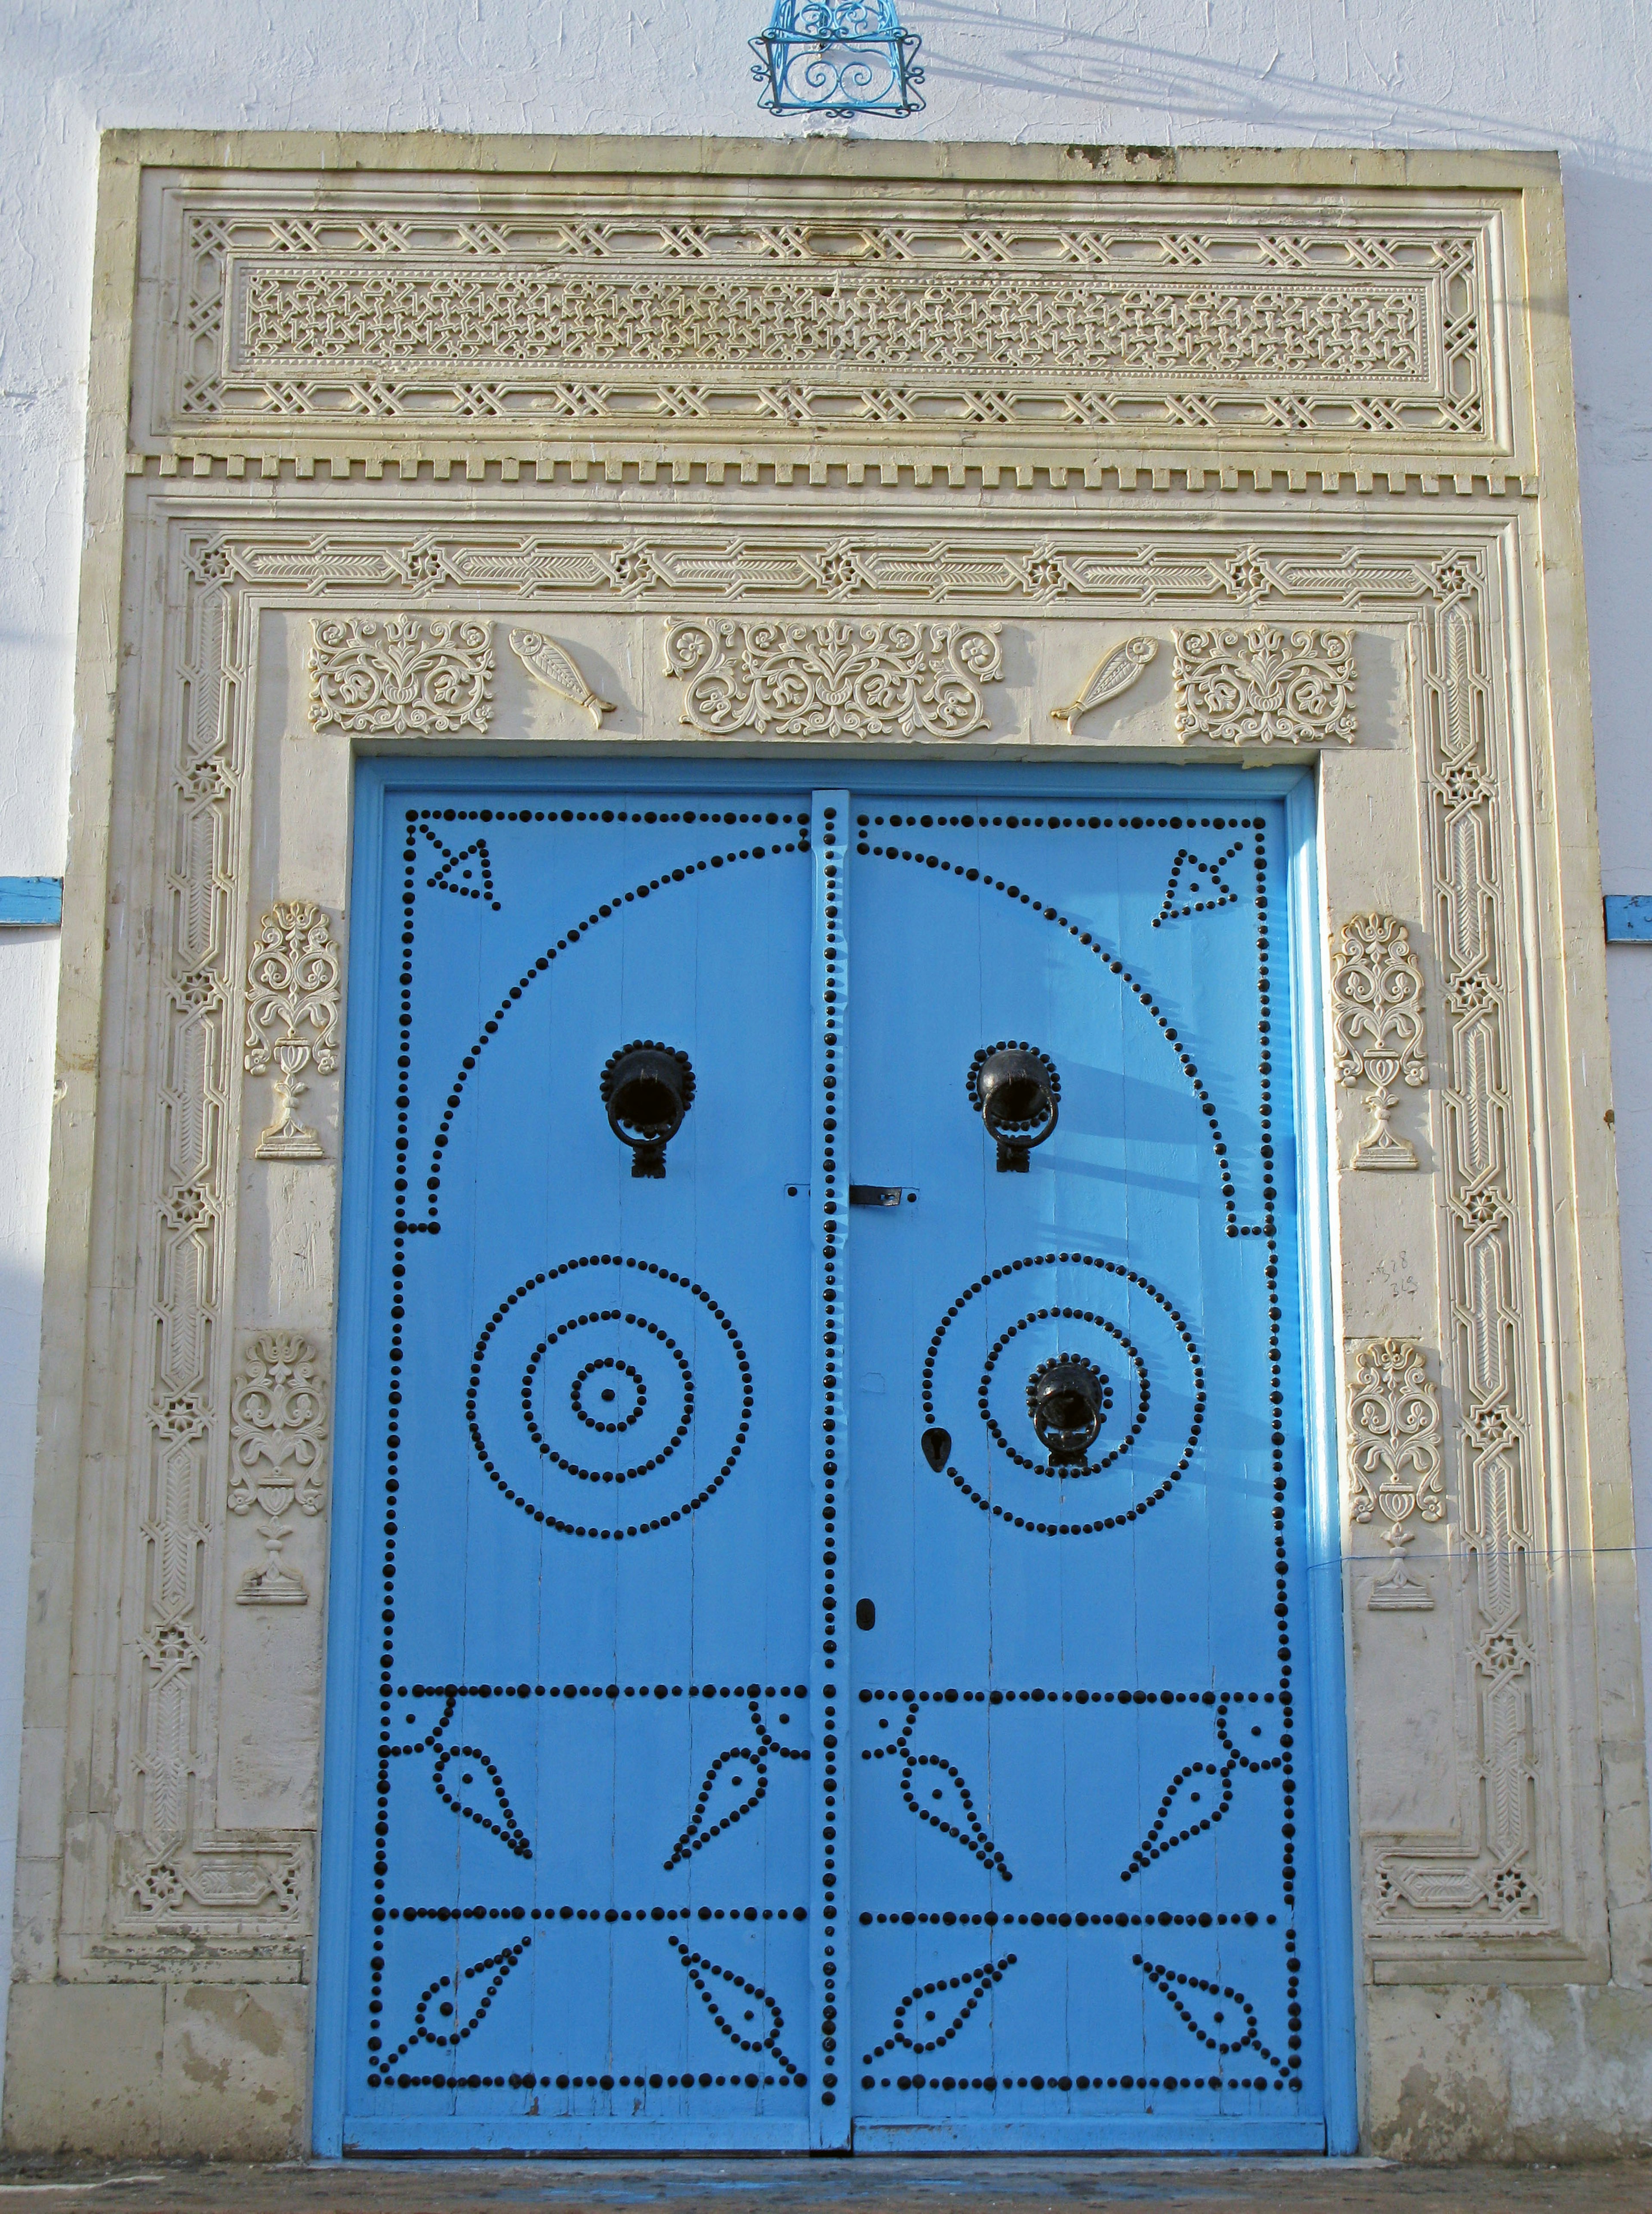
[325,770,1341,2155]
[842,801,1321,2149]
[337,795,817,2149]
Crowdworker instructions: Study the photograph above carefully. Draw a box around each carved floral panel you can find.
[1174,625,1357,746]
[663,617,1004,740]
[308,614,494,735]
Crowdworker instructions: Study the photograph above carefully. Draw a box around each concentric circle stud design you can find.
[1027,1354,1110,1464]
[601,1041,695,1177]
[966,1042,1060,1172]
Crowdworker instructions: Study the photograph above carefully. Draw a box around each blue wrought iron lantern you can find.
[750,0,925,119]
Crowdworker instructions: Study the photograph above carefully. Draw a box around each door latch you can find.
[848,1185,917,1208]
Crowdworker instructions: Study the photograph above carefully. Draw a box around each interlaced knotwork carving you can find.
[165,197,1492,445]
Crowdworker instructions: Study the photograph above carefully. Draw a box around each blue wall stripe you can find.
[1604,894,1652,942]
[0,876,62,925]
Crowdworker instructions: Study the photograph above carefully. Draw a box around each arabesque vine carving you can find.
[243,901,342,1161]
[1347,1338,1444,1610]
[1331,914,1429,1169]
[228,1333,330,1606]
[1174,625,1357,746]
[308,614,493,734]
[663,617,1003,740]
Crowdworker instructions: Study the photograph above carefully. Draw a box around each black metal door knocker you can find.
[600,1041,695,1178]
[1027,1354,1110,1465]
[967,1041,1060,1171]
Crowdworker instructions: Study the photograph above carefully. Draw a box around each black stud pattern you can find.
[1123,1696,1287,1878]
[663,1698,811,1870]
[669,1934,803,2083]
[569,1357,647,1433]
[368,806,812,2101]
[863,1699,1012,1878]
[923,1254,1203,1529]
[1153,839,1244,928]
[410,810,805,1233]
[379,1938,530,2071]
[863,1955,1017,2063]
[467,1257,752,1539]
[982,1313,1143,1476]
[521,1315,691,1482]
[431,1742,533,1861]
[419,822,502,911]
[369,801,1304,2105]
[1137,1954,1289,2080]
[841,810,1301,2100]
[854,815,1271,1240]
[815,799,843,2109]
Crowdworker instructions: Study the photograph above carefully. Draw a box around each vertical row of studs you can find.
[365,812,418,2088]
[1256,820,1302,2093]
[810,791,850,2146]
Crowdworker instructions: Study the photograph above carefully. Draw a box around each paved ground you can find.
[0,2159,1645,2214]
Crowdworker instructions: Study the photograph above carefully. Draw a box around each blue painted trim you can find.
[1604,894,1652,942]
[342,2117,812,2152]
[0,876,62,926]
[318,755,1359,2155]
[857,2118,1331,2152]
[1286,768,1360,2155]
[336,758,1310,805]
[313,771,388,2160]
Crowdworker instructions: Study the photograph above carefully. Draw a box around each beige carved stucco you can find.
[7,133,1646,2161]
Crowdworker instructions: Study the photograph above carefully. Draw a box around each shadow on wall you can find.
[912,0,1652,178]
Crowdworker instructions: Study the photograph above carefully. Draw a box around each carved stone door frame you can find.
[9,133,1648,2161]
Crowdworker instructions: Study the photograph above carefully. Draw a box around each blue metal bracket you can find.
[750,0,924,117]
[0,876,62,927]
[1605,895,1652,943]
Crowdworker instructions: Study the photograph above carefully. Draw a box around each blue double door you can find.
[327,767,1341,2152]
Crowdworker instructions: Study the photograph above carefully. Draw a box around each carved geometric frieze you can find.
[308,614,494,734]
[1174,625,1357,746]
[1049,636,1157,735]
[663,617,1004,740]
[1346,1337,1445,1611]
[509,629,616,725]
[228,1333,330,1606]
[243,901,342,1161]
[1331,914,1429,1169]
[152,188,1500,457]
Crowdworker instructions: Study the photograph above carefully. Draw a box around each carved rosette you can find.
[308,614,494,734]
[663,618,1003,740]
[1331,914,1428,1169]
[1174,625,1356,745]
[228,1333,330,1606]
[243,901,342,1161]
[1347,1338,1444,1610]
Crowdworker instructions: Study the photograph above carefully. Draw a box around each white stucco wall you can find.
[1,0,1648,2096]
